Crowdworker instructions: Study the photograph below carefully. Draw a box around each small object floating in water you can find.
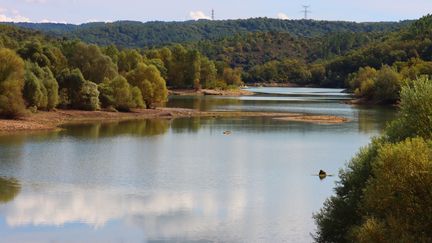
[223,131,232,135]
[315,170,334,180]
[319,170,327,180]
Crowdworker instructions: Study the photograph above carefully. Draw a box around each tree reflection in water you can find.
[62,119,171,138]
[0,177,21,204]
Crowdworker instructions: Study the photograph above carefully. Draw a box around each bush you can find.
[353,138,432,242]
[349,66,377,99]
[374,65,402,104]
[349,65,402,104]
[386,76,432,142]
[77,81,100,111]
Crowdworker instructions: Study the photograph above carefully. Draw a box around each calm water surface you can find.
[0,87,395,242]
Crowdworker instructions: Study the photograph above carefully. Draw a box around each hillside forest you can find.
[1,16,432,118]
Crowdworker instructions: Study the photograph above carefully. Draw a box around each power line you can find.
[301,5,311,19]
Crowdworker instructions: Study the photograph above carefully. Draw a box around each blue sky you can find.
[0,0,431,24]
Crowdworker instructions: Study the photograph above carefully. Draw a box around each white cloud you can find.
[277,13,289,20]
[86,19,112,23]
[0,7,31,22]
[0,14,31,22]
[189,10,211,20]
[40,19,67,24]
[25,0,47,4]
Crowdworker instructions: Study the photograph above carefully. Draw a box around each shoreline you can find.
[0,108,350,133]
[168,88,255,96]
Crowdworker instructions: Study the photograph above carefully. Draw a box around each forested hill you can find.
[10,18,412,48]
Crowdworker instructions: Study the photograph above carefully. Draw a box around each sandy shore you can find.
[169,88,255,96]
[0,108,350,132]
[274,115,350,124]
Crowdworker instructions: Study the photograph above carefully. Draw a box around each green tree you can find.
[57,68,99,110]
[0,48,26,118]
[77,81,100,111]
[126,63,168,108]
[42,66,59,110]
[187,50,201,90]
[310,64,326,85]
[23,62,47,109]
[279,59,312,84]
[57,68,86,108]
[374,65,402,103]
[145,58,168,80]
[118,49,143,73]
[66,42,117,83]
[222,67,243,86]
[167,44,188,87]
[23,62,59,110]
[17,41,50,67]
[386,76,432,142]
[353,138,432,243]
[103,44,120,64]
[99,75,144,111]
[349,66,378,99]
[200,57,217,88]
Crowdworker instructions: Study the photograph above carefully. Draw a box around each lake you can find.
[0,87,395,242]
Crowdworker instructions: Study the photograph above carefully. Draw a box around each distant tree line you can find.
[11,18,411,48]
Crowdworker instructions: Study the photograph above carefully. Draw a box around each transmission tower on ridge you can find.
[212,9,215,20]
[301,5,311,19]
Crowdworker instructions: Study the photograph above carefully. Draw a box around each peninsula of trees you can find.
[0,24,241,117]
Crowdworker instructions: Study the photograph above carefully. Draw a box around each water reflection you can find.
[63,119,170,139]
[3,186,198,228]
[0,177,21,204]
[0,88,398,242]
[356,105,396,133]
[0,181,312,242]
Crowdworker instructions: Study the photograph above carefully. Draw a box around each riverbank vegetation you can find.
[314,77,432,242]
[0,25,242,118]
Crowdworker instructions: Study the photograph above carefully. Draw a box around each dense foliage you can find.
[0,48,27,118]
[314,77,432,242]
[0,24,242,117]
[1,14,432,117]
[11,19,410,48]
[5,17,428,91]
